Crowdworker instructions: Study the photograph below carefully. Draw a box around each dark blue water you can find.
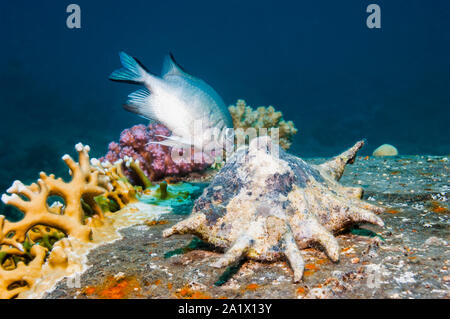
[1,0,449,208]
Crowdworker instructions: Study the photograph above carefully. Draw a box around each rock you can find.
[372,144,398,156]
[113,272,126,281]
[423,236,447,247]
[305,287,331,299]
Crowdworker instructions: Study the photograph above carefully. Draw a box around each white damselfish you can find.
[110,52,233,152]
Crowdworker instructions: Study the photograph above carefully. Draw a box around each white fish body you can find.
[110,52,232,151]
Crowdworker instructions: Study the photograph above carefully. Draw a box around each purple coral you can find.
[101,123,212,183]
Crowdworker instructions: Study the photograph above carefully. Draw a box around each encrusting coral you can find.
[164,136,384,282]
[228,99,298,150]
[101,123,211,184]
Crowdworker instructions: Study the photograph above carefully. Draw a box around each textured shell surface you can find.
[164,136,385,282]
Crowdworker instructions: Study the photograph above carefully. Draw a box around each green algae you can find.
[128,161,152,189]
[158,181,168,200]
[164,237,211,259]
[0,251,7,264]
[81,199,95,216]
[214,260,246,286]
[34,231,66,251]
[139,182,200,207]
[94,195,120,213]
[23,238,33,253]
[94,195,110,212]
[350,226,385,241]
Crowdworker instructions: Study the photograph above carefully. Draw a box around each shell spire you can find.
[317,140,365,181]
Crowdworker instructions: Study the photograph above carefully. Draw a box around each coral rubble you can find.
[228,99,298,150]
[101,123,211,184]
[164,137,384,282]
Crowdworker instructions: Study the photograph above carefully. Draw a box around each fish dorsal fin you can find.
[161,53,188,78]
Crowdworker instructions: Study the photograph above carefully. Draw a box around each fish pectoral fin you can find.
[148,135,193,149]
[123,88,159,120]
[148,140,189,149]
[154,134,172,139]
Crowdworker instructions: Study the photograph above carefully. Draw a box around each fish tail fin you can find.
[110,51,149,84]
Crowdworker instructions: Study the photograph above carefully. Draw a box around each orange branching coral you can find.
[90,159,139,212]
[1,143,105,244]
[228,99,298,150]
[0,143,150,299]
[0,245,47,299]
[0,143,107,299]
